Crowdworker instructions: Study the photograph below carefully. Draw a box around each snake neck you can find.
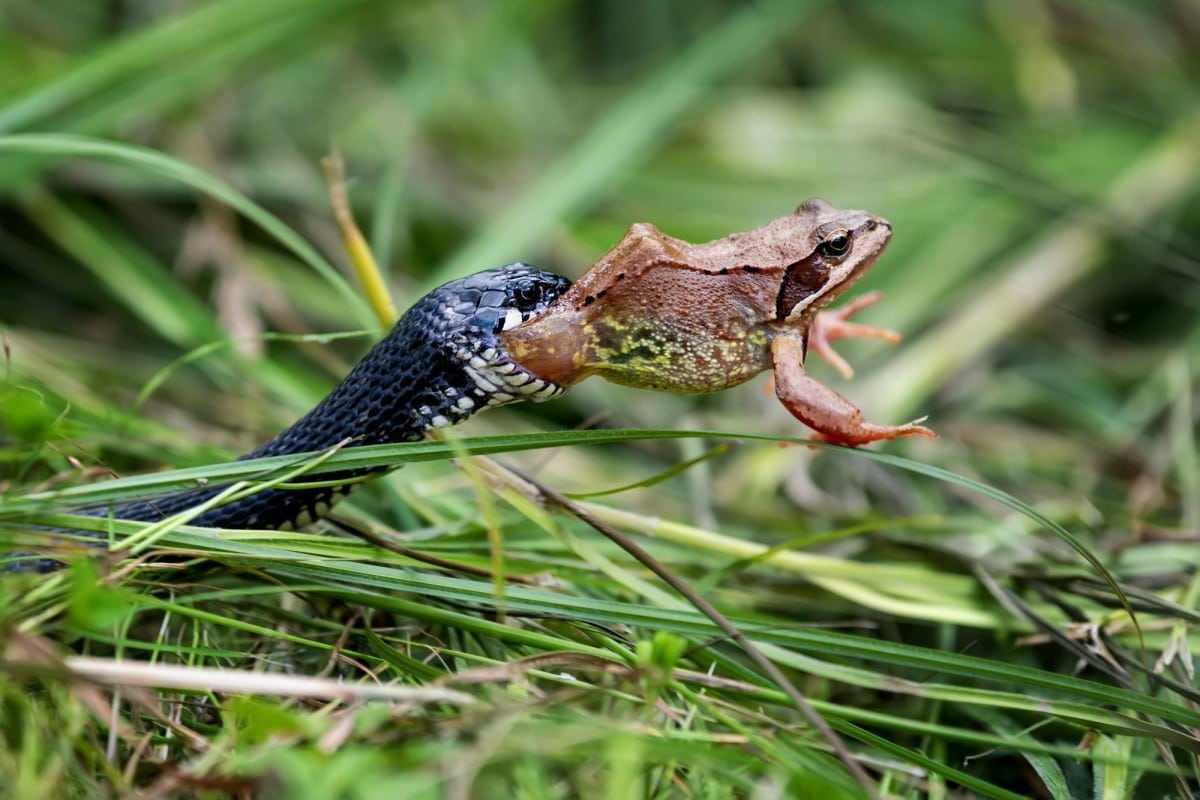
[257,311,484,456]
[95,314,468,531]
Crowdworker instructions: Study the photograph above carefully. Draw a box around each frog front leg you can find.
[770,336,936,447]
[808,291,901,380]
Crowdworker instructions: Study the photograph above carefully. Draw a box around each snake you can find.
[14,264,573,570]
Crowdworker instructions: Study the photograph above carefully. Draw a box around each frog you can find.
[499,198,935,447]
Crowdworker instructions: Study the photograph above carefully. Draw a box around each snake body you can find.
[20,264,572,567]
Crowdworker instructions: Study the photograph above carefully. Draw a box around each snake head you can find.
[425,264,574,413]
[448,264,573,338]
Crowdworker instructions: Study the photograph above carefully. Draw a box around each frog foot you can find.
[809,291,901,380]
[771,336,937,447]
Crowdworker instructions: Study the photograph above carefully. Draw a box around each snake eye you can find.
[818,230,852,258]
[511,281,544,308]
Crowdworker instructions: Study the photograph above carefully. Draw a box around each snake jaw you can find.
[456,339,567,411]
[430,263,572,412]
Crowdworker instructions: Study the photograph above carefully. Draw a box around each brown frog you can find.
[500,199,935,446]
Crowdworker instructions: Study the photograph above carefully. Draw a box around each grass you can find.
[2,1,1199,797]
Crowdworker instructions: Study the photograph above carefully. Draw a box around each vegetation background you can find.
[1,1,1198,798]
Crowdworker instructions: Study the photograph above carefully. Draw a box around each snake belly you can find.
[20,264,571,567]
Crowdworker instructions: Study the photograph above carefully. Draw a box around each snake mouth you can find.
[474,284,570,404]
[464,343,567,407]
[433,263,572,417]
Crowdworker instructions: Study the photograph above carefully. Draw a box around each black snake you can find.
[13,264,572,569]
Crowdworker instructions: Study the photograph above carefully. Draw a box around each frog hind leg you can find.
[770,336,937,447]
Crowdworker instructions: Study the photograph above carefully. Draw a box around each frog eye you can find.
[818,230,852,258]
